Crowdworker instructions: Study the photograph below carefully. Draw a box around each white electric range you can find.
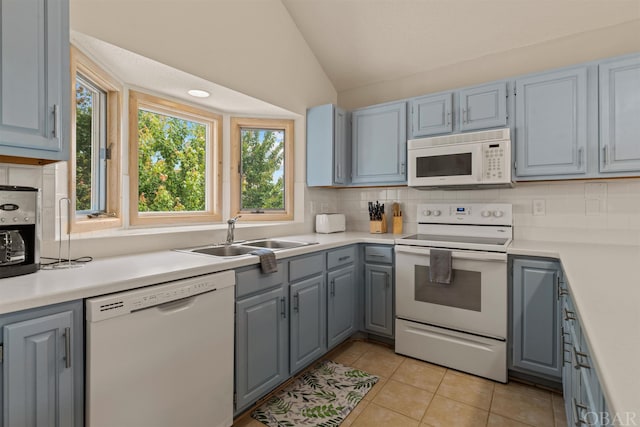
[394,203,512,383]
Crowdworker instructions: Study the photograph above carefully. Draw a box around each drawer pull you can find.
[564,308,576,321]
[573,349,591,370]
[572,398,589,426]
[338,256,351,262]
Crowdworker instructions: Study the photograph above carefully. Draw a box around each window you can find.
[128,91,222,226]
[70,46,122,232]
[230,117,294,220]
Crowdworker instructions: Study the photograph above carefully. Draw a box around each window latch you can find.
[251,209,265,214]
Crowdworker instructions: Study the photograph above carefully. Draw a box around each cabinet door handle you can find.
[385,272,390,288]
[603,145,609,165]
[293,292,299,312]
[446,111,452,126]
[573,349,591,370]
[330,279,335,297]
[462,108,467,124]
[577,148,584,168]
[572,398,589,426]
[280,297,286,319]
[52,104,59,138]
[561,330,571,366]
[400,162,406,174]
[63,327,71,369]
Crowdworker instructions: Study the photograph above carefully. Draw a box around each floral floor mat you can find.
[251,360,379,427]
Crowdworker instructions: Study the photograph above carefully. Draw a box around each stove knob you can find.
[422,210,431,216]
[432,210,442,217]
[0,218,4,223]
[12,217,18,222]
[481,210,492,218]
[492,210,504,218]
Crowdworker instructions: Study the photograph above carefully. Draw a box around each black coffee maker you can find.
[0,186,39,278]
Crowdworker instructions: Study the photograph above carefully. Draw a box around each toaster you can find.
[315,214,346,233]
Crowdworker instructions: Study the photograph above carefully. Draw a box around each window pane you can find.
[137,109,207,212]
[75,75,107,213]
[240,129,285,211]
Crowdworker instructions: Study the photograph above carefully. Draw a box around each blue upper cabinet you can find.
[599,56,640,173]
[306,104,350,186]
[410,92,453,137]
[459,82,507,132]
[514,67,588,178]
[0,0,70,162]
[351,101,407,185]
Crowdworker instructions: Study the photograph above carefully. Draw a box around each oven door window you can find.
[416,153,472,178]
[414,265,481,312]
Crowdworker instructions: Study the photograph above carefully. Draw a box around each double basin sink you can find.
[176,239,318,258]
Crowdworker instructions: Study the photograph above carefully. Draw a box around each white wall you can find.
[338,20,640,109]
[69,0,337,115]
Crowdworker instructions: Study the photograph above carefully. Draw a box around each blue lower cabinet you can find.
[289,274,326,375]
[510,258,562,381]
[235,285,289,413]
[364,264,393,337]
[0,300,83,427]
[561,280,610,427]
[327,265,356,349]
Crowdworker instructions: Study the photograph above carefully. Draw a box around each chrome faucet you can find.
[225,215,241,244]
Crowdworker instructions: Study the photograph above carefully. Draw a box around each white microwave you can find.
[407,128,513,189]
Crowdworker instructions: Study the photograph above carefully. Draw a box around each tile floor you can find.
[234,340,567,427]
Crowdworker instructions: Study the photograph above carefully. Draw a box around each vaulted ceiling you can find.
[281,0,640,92]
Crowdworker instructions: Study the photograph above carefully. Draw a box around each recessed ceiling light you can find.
[188,89,210,98]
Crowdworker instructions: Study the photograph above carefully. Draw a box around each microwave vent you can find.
[412,128,511,148]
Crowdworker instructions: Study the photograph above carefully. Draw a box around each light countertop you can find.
[0,232,395,315]
[0,232,636,417]
[509,240,640,418]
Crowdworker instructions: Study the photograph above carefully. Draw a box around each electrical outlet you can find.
[532,199,546,216]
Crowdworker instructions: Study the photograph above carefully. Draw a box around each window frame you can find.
[128,90,222,226]
[230,117,294,221]
[69,46,122,233]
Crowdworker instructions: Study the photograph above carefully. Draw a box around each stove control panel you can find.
[417,203,512,225]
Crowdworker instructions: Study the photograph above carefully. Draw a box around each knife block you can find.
[369,214,387,234]
[392,216,403,234]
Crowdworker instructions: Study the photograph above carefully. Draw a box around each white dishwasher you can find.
[86,270,235,427]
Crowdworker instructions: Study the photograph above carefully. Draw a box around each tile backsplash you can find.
[310,179,640,245]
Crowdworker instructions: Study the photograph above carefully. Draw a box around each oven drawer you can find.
[327,246,355,270]
[364,246,393,264]
[395,318,507,383]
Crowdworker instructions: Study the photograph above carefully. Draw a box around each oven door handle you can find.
[394,245,507,262]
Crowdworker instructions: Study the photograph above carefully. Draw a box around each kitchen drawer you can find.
[365,246,393,264]
[327,246,355,270]
[289,253,324,282]
[236,264,285,298]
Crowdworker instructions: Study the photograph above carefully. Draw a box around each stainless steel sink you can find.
[175,239,318,258]
[242,239,317,250]
[177,245,256,258]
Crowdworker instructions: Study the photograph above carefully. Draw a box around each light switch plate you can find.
[533,199,546,216]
